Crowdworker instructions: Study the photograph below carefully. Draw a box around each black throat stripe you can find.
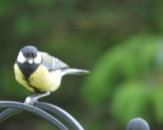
[17,62,39,80]
[17,62,44,93]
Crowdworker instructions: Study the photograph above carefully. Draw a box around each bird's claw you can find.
[24,96,38,105]
[24,91,50,105]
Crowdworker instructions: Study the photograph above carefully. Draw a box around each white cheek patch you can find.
[34,52,42,64]
[17,52,26,63]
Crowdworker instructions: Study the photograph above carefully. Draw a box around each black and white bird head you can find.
[17,46,42,65]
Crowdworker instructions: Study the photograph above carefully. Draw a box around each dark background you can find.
[0,0,163,129]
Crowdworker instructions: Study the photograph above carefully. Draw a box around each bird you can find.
[126,118,150,130]
[14,45,89,104]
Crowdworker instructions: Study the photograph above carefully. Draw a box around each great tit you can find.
[14,46,89,103]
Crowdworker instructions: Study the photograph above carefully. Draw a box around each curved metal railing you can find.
[0,101,84,130]
[0,101,150,130]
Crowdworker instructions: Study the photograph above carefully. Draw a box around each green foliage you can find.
[152,87,163,123]
[34,120,56,130]
[82,34,163,124]
[111,82,151,124]
[83,34,158,105]
[0,0,14,17]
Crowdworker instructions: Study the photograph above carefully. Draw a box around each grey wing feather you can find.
[61,68,90,76]
[40,52,69,71]
[40,52,90,75]
[54,57,69,70]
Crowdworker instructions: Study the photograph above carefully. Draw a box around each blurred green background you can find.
[0,0,163,129]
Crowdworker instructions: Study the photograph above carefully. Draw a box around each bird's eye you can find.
[33,53,37,57]
[31,53,34,57]
[24,53,28,57]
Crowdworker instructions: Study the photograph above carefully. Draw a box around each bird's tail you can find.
[61,68,90,76]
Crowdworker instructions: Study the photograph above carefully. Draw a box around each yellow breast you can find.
[14,63,34,92]
[29,65,62,92]
[14,63,62,92]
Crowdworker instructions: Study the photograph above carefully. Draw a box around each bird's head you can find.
[17,46,42,65]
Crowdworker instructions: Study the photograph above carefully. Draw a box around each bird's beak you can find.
[27,58,34,64]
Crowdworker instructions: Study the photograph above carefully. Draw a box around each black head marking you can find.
[21,46,38,58]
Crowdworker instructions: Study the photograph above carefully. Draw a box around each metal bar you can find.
[0,108,21,123]
[35,102,84,130]
[0,101,68,130]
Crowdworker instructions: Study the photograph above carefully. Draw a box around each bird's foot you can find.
[24,91,50,105]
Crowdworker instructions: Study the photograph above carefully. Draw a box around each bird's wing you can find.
[61,68,90,76]
[40,52,69,71]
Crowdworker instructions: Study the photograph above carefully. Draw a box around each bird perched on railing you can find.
[126,117,150,130]
[14,45,89,104]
